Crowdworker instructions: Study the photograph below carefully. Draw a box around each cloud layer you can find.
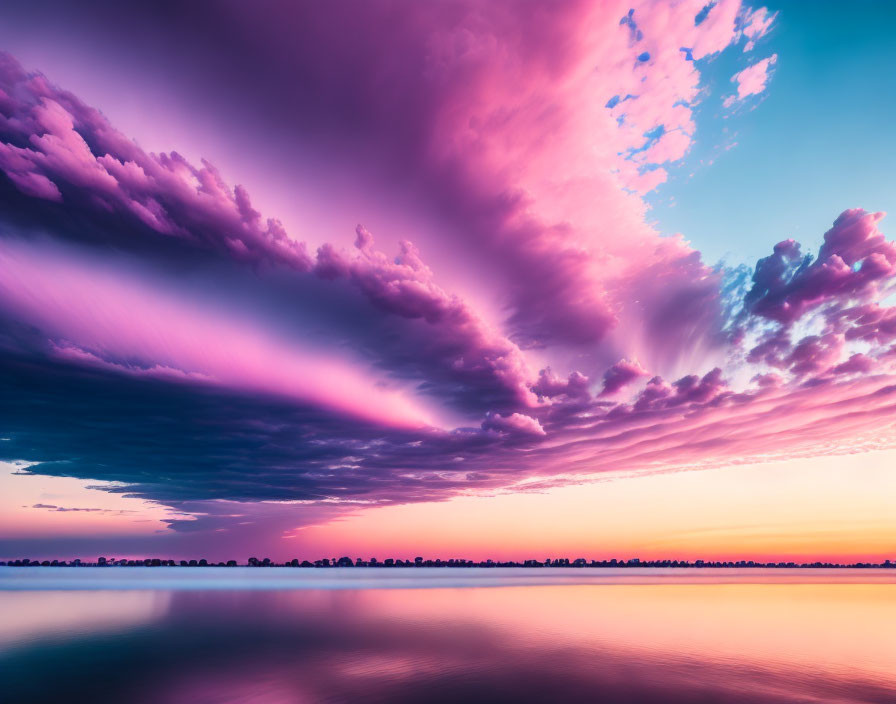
[0,2,894,553]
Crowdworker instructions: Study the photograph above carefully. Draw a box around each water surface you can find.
[1,568,893,703]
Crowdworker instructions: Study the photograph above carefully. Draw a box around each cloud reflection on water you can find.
[0,579,894,703]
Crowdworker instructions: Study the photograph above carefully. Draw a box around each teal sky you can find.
[650,0,896,267]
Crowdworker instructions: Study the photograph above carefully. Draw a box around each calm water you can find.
[1,568,894,703]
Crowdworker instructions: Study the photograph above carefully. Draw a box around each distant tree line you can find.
[2,556,894,569]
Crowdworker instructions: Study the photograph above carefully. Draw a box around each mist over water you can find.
[1,569,894,703]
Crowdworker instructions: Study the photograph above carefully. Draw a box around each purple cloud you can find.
[600,358,650,396]
[745,210,896,325]
[482,412,546,437]
[531,368,591,401]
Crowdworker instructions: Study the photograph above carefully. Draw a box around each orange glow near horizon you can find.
[290,450,896,563]
[0,463,173,539]
[2,449,895,563]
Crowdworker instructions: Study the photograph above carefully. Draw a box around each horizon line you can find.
[3,557,895,569]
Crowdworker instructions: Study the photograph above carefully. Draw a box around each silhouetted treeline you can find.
[2,556,894,568]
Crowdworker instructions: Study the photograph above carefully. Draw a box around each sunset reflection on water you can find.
[0,571,894,703]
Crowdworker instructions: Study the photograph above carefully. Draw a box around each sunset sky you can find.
[0,0,894,562]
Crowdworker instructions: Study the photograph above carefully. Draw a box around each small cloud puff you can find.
[723,54,778,107]
[481,412,546,437]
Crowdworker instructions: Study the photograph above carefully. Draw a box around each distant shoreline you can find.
[2,557,894,569]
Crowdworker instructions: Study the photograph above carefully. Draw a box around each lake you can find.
[1,568,894,703]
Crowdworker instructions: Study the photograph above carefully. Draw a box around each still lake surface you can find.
[1,567,894,703]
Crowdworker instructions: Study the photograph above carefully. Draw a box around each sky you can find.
[0,0,894,562]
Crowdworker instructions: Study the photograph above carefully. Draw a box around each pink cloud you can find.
[600,358,650,396]
[640,129,693,164]
[833,353,875,376]
[726,53,778,105]
[630,367,730,410]
[414,0,739,350]
[742,7,777,52]
[752,372,784,388]
[745,210,896,325]
[531,368,591,401]
[482,412,546,437]
[786,334,844,377]
[543,374,896,481]
[0,240,433,429]
[0,55,313,271]
[838,304,896,345]
[0,1,757,367]
[0,6,764,414]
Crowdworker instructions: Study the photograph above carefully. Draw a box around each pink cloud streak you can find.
[0,240,433,428]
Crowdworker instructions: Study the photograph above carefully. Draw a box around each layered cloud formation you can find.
[1,1,894,551]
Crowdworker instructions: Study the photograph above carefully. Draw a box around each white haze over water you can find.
[2,567,895,591]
